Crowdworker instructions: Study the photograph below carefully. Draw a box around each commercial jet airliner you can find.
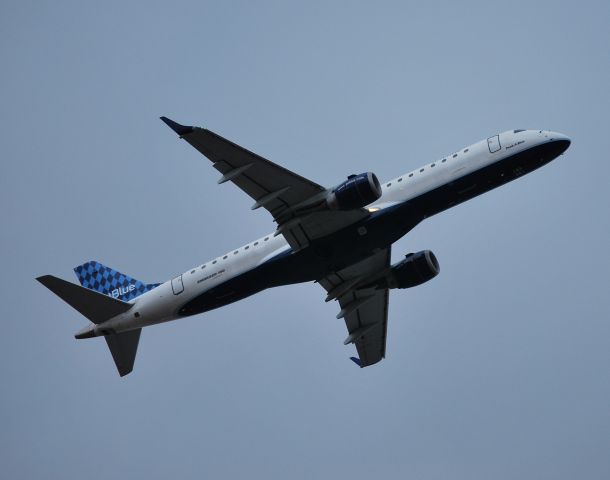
[37,118,571,376]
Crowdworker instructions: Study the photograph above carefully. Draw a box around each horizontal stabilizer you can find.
[105,329,141,377]
[37,275,132,324]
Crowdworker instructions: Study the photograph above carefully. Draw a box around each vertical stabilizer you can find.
[73,261,160,301]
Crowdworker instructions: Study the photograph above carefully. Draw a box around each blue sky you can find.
[1,1,609,478]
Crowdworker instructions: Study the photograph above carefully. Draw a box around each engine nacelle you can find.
[384,250,440,289]
[326,172,382,210]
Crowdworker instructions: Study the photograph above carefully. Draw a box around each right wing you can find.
[319,248,391,367]
[161,116,325,221]
[161,117,369,250]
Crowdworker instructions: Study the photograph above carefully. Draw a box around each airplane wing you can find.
[160,116,325,219]
[319,248,391,367]
[161,117,369,250]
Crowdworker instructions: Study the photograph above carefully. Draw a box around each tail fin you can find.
[73,261,160,302]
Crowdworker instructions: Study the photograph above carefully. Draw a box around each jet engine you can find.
[326,172,382,210]
[382,250,440,289]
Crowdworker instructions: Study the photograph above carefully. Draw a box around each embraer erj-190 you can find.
[37,118,571,376]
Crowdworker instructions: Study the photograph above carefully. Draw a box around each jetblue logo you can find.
[109,284,136,298]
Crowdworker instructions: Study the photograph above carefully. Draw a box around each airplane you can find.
[37,119,571,376]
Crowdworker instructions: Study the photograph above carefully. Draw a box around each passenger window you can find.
[201,265,206,269]
[233,251,238,255]
[245,245,249,250]
[398,178,402,182]
[464,148,469,153]
[191,270,195,274]
[431,163,435,167]
[386,183,391,187]
[212,260,217,264]
[442,159,446,163]
[420,168,424,173]
[264,237,269,241]
[254,242,259,246]
[452,154,457,158]
[223,255,228,260]
[409,173,413,177]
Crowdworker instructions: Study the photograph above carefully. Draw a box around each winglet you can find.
[350,357,362,368]
[160,116,194,136]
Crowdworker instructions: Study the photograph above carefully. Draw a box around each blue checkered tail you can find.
[73,261,160,302]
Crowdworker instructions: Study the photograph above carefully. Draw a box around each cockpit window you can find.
[513,129,526,133]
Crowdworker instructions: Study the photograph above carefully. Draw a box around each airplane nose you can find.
[548,131,571,155]
[550,131,571,142]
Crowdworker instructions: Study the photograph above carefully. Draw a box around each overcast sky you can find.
[1,1,609,479]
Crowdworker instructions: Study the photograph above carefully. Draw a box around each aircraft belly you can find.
[177,139,567,319]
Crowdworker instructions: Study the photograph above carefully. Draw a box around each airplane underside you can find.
[178,140,569,318]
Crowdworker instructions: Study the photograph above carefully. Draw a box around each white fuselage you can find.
[99,129,568,335]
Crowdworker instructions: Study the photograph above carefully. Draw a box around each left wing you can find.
[161,117,369,250]
[319,248,391,367]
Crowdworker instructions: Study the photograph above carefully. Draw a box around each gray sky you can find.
[1,1,609,478]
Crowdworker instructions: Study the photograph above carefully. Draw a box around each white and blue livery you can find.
[37,119,571,376]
